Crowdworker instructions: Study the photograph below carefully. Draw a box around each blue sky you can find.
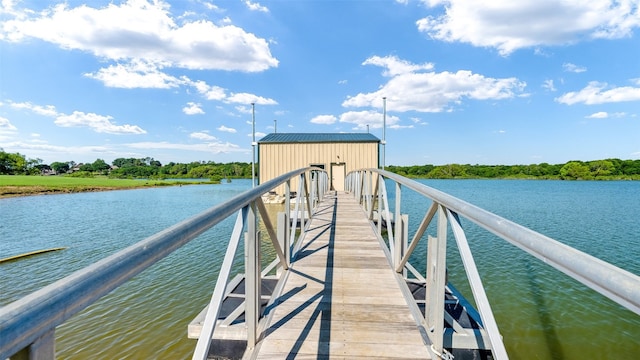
[1,0,639,166]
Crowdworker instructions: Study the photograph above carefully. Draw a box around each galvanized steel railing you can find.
[346,168,640,360]
[0,167,328,360]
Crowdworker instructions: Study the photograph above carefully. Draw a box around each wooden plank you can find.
[254,191,430,359]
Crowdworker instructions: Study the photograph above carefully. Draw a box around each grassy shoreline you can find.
[0,175,218,198]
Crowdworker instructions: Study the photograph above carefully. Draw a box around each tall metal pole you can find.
[274,119,277,133]
[251,103,256,188]
[382,97,386,170]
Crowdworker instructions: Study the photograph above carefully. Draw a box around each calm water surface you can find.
[1,179,639,359]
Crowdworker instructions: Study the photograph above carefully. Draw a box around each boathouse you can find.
[258,133,380,194]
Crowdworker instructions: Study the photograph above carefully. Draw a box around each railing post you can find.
[245,201,260,348]
[426,205,447,356]
[400,214,409,278]
[345,172,350,193]
[310,171,318,209]
[11,329,55,360]
[301,173,310,232]
[357,171,363,201]
[447,210,509,359]
[377,174,383,233]
[350,172,355,194]
[362,170,368,211]
[277,212,287,276]
[366,171,373,214]
[285,180,291,260]
[394,183,402,269]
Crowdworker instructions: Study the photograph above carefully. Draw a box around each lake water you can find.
[1,179,639,359]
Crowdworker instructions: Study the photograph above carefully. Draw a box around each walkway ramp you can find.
[253,191,430,359]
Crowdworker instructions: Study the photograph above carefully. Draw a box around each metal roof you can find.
[258,133,380,144]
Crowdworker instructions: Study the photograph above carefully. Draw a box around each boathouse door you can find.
[331,163,345,191]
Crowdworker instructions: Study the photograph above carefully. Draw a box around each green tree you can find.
[427,164,467,179]
[0,149,27,174]
[92,159,111,173]
[560,161,590,180]
[26,158,45,175]
[78,163,93,172]
[51,161,70,174]
[588,160,615,177]
[620,159,640,175]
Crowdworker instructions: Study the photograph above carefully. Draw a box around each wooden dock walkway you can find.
[253,191,430,359]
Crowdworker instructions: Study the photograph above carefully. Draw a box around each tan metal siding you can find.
[259,142,378,195]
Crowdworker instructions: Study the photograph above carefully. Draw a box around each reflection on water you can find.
[1,179,639,359]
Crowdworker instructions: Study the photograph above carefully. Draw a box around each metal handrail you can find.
[0,167,327,360]
[346,168,640,359]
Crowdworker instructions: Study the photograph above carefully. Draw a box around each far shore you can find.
[0,175,219,199]
[1,185,168,199]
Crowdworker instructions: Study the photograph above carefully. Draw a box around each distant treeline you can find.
[386,159,640,180]
[0,149,253,181]
[3,148,640,180]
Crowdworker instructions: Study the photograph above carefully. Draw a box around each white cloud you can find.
[8,100,147,134]
[586,111,626,119]
[2,0,278,71]
[363,55,434,76]
[417,1,640,55]
[225,92,278,105]
[218,125,237,133]
[190,131,216,141]
[344,55,525,112]
[236,105,253,114]
[542,79,556,92]
[55,111,146,134]
[410,117,428,125]
[0,0,22,17]
[389,124,414,129]
[10,101,58,116]
[184,78,227,100]
[202,2,221,12]
[563,62,587,73]
[0,116,18,131]
[310,115,337,125]
[174,76,276,106]
[202,85,227,101]
[183,102,204,115]
[244,1,269,13]
[248,131,266,138]
[586,111,608,118]
[85,60,182,89]
[556,81,640,105]
[338,110,401,130]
